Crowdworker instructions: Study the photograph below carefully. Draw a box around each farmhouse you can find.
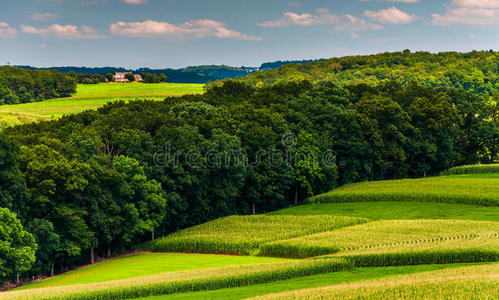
[113,72,142,83]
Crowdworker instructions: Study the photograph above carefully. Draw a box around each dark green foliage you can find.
[246,50,499,96]
[0,208,37,281]
[0,66,77,104]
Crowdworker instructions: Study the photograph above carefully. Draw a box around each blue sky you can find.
[0,0,498,68]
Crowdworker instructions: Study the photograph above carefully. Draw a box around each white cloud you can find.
[364,7,418,24]
[0,22,17,38]
[31,12,60,22]
[259,9,383,32]
[259,9,340,27]
[452,0,499,8]
[123,0,147,4]
[351,32,360,39]
[21,24,105,39]
[109,20,262,41]
[334,14,384,31]
[432,0,499,25]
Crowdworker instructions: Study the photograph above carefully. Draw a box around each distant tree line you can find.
[1,78,497,283]
[0,66,77,105]
[141,72,167,83]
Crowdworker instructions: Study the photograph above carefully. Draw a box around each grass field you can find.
[0,83,204,126]
[17,253,294,290]
[310,176,499,206]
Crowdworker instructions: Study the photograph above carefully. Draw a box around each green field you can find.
[12,168,499,299]
[251,263,499,300]
[310,176,499,206]
[150,215,367,255]
[17,253,294,290]
[441,163,499,175]
[133,264,472,300]
[0,83,204,127]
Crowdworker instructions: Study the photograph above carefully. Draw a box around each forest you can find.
[0,66,77,105]
[246,50,498,96]
[1,70,498,282]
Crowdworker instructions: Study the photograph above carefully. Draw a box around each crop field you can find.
[441,163,499,175]
[10,166,499,299]
[0,83,204,126]
[269,201,499,221]
[150,215,367,255]
[251,263,499,300]
[310,177,499,206]
[17,253,294,290]
[132,264,472,300]
[259,220,499,258]
[1,258,350,300]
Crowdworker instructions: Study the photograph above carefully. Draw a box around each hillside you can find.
[243,50,499,96]
[0,82,204,129]
[6,166,498,299]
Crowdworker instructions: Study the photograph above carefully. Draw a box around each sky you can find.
[0,0,498,68]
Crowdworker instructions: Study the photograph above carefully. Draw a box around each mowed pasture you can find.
[0,82,204,125]
[310,176,499,206]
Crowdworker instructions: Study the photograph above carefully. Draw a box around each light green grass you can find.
[149,215,367,255]
[310,177,499,206]
[18,253,294,290]
[133,264,468,300]
[0,83,204,122]
[269,201,499,222]
[251,263,499,300]
[259,220,499,258]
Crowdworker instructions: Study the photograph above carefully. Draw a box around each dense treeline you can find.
[259,59,323,71]
[246,50,499,96]
[1,78,497,283]
[0,66,77,105]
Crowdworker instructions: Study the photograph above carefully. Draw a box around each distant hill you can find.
[17,61,326,83]
[244,50,498,96]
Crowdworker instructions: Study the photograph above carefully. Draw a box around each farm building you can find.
[113,72,142,83]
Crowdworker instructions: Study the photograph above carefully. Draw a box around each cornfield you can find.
[258,220,499,259]
[441,164,499,175]
[250,263,499,299]
[0,258,351,300]
[310,177,499,206]
[149,215,367,255]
